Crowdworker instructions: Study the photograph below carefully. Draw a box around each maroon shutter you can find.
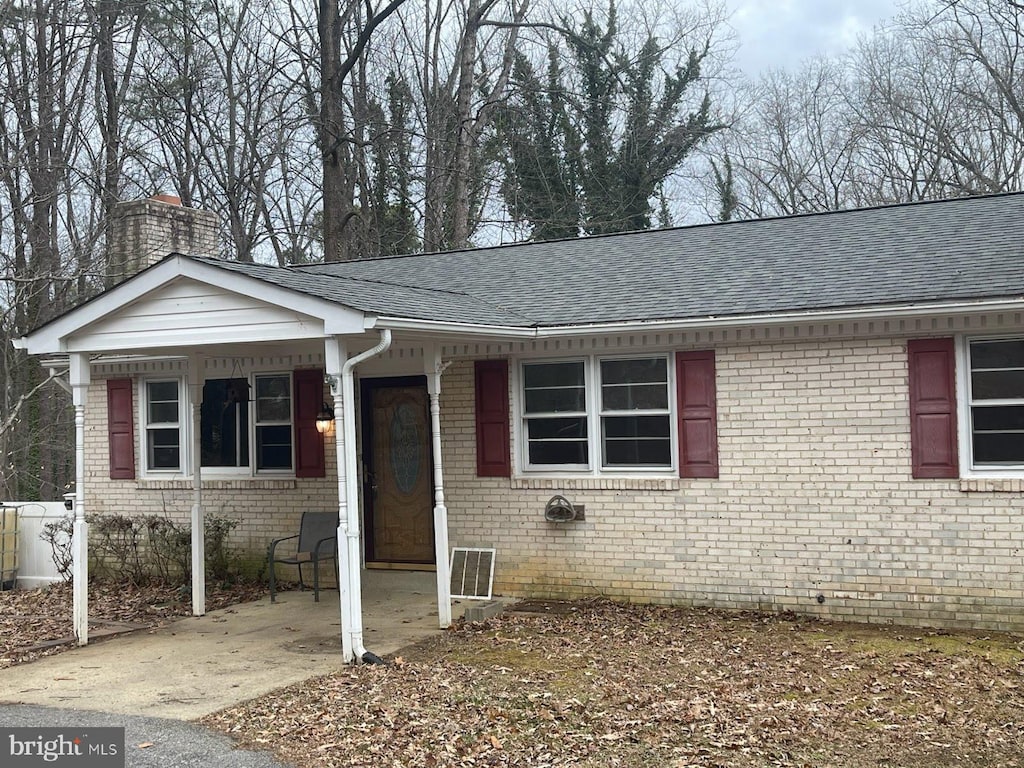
[475,360,511,477]
[908,338,958,479]
[293,368,326,478]
[676,351,719,478]
[107,378,136,479]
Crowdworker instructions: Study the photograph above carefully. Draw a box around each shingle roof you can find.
[191,257,533,326]
[219,193,1024,328]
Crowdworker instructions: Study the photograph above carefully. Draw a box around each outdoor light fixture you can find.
[315,403,335,435]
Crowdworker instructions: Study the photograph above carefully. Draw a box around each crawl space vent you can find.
[449,547,496,601]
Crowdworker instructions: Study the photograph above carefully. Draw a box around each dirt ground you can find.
[202,600,1024,768]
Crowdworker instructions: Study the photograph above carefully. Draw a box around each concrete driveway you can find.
[0,570,460,720]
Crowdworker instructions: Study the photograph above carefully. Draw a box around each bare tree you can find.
[0,0,97,499]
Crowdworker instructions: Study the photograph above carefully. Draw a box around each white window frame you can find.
[957,334,1024,478]
[514,353,678,477]
[140,377,189,478]
[251,371,295,474]
[139,369,297,479]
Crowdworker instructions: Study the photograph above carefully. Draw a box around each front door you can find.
[361,377,435,566]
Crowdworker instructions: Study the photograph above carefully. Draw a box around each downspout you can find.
[341,329,392,664]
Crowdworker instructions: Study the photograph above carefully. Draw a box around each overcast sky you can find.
[725,0,903,75]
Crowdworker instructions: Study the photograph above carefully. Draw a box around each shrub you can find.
[48,511,247,586]
[40,515,74,582]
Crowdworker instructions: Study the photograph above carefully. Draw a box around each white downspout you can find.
[331,330,392,663]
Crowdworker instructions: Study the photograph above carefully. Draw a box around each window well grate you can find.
[449,547,496,601]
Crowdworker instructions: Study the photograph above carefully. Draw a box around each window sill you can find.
[137,478,298,491]
[512,476,681,491]
[959,478,1024,493]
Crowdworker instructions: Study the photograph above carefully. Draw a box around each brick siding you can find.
[442,336,1024,632]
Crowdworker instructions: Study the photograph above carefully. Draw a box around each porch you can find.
[0,570,461,719]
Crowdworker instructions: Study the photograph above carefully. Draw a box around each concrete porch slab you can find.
[0,570,463,720]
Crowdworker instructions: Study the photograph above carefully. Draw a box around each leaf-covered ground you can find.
[0,581,266,668]
[204,601,1024,768]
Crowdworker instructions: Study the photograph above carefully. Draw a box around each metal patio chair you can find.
[268,511,338,602]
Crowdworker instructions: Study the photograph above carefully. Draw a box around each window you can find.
[141,371,297,476]
[966,338,1024,469]
[600,358,671,466]
[253,374,293,470]
[521,356,673,472]
[144,380,182,471]
[201,378,250,469]
[523,361,588,467]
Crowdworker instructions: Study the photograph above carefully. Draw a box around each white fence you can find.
[1,501,69,589]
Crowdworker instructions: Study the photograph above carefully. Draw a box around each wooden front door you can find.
[361,377,435,565]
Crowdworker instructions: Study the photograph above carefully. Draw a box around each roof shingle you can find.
[217,193,1024,327]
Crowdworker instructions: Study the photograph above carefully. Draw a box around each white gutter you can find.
[371,315,535,337]
[374,296,1024,341]
[340,328,392,664]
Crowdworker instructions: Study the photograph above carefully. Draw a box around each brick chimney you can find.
[106,195,219,286]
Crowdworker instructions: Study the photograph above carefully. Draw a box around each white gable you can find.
[68,277,334,352]
[16,256,367,355]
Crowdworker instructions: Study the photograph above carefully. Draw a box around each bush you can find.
[40,515,74,582]
[48,511,247,586]
[89,514,146,584]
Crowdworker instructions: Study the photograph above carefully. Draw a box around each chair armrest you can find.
[312,536,337,560]
[269,534,300,560]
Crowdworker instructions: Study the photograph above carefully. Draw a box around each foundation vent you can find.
[449,547,496,601]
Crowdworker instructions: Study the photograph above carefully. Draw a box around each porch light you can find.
[315,403,335,435]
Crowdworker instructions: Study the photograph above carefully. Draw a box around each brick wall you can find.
[80,331,1024,631]
[441,336,1024,632]
[82,374,340,580]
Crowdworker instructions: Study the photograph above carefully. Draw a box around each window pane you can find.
[148,402,178,423]
[523,362,586,415]
[202,379,249,467]
[148,429,180,469]
[257,425,292,470]
[971,340,1024,370]
[973,405,1024,431]
[528,440,588,465]
[600,358,667,385]
[527,417,587,440]
[256,375,291,422]
[973,432,1024,464]
[971,370,1024,400]
[603,415,672,467]
[602,382,668,410]
[524,388,586,413]
[601,359,668,411]
[147,381,178,423]
[523,362,584,389]
[604,438,672,466]
[603,415,670,439]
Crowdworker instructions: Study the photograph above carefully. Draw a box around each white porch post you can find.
[325,337,354,662]
[188,354,205,616]
[426,349,452,628]
[69,353,90,645]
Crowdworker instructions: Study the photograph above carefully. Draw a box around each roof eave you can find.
[530,296,1024,338]
[372,315,535,337]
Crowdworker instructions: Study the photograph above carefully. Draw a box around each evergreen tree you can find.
[499,2,723,239]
